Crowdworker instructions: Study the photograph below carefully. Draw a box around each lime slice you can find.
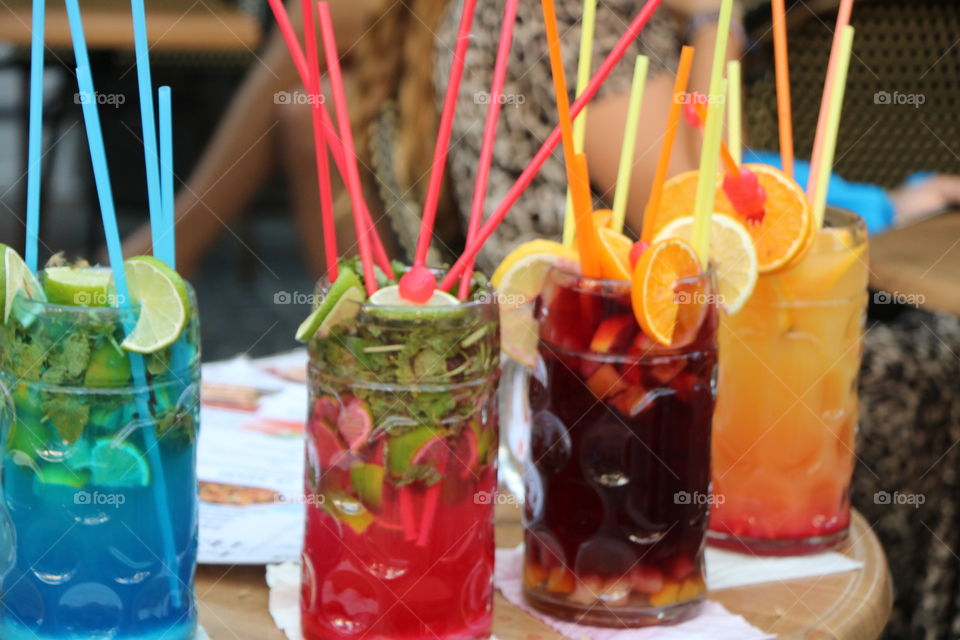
[369,285,457,307]
[121,256,190,354]
[385,426,443,476]
[43,266,113,307]
[84,340,132,387]
[1,244,46,322]
[90,439,150,487]
[36,463,89,488]
[349,462,384,509]
[296,266,364,342]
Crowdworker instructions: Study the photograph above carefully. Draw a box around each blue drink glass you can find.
[0,290,200,639]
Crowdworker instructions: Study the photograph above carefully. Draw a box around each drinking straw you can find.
[158,87,175,267]
[807,0,854,205]
[24,0,45,273]
[457,0,521,299]
[265,0,393,279]
[771,0,793,178]
[726,60,742,166]
[542,0,602,278]
[640,45,694,244]
[412,0,478,271]
[70,63,183,622]
[130,0,163,258]
[399,487,417,541]
[437,0,664,291]
[691,79,726,266]
[561,0,598,248]
[690,0,735,267]
[301,0,338,281]
[317,2,376,294]
[610,55,649,234]
[415,457,446,547]
[811,26,854,229]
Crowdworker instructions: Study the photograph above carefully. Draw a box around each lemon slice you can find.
[121,256,190,353]
[491,239,579,300]
[655,215,758,314]
[1,244,45,321]
[369,285,458,307]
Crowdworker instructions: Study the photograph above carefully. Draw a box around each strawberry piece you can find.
[589,314,636,354]
[722,167,767,224]
[631,565,665,595]
[398,265,437,304]
[337,396,373,452]
[312,395,341,425]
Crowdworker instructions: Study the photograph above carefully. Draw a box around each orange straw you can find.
[807,0,854,204]
[641,46,694,243]
[317,2,376,294]
[542,0,602,277]
[771,0,794,178]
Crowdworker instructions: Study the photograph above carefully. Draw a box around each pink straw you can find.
[301,0,337,280]
[438,0,664,291]
[266,0,393,279]
[457,0,520,299]
[317,2,376,294]
[413,0,478,269]
[807,0,854,205]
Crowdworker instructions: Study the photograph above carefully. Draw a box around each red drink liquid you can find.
[301,279,499,640]
[522,270,717,626]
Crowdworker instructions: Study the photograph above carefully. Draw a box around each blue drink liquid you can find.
[0,294,200,639]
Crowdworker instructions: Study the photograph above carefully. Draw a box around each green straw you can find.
[611,55,649,234]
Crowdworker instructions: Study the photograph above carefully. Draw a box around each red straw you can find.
[399,487,417,542]
[413,0,478,269]
[415,458,447,547]
[317,2,376,294]
[457,0,520,299]
[266,0,393,279]
[301,0,337,280]
[438,0,664,291]
[807,0,854,204]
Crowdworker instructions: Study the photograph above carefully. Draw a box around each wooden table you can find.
[196,504,892,639]
[870,211,960,316]
[0,0,261,52]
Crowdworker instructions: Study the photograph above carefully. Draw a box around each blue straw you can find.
[24,0,46,273]
[130,0,163,256]
[65,0,184,608]
[158,86,175,268]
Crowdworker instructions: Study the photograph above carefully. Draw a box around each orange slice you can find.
[714,164,814,273]
[592,209,614,229]
[631,238,702,346]
[652,170,722,236]
[596,227,634,280]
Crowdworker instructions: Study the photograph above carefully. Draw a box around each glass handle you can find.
[498,355,531,501]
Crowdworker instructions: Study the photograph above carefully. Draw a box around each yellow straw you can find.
[611,55,649,234]
[691,0,734,267]
[562,0,598,247]
[812,26,854,229]
[726,60,742,166]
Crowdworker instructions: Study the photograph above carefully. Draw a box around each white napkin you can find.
[705,546,862,590]
[495,547,773,640]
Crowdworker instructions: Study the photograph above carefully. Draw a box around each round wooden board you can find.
[197,506,891,639]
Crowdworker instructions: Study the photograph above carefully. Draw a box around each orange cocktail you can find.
[709,207,868,554]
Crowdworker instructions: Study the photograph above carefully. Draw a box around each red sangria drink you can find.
[522,267,717,626]
[299,265,500,640]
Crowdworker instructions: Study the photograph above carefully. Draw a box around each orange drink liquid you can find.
[709,208,868,554]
